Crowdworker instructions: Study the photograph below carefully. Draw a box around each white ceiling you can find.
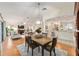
[0,2,75,26]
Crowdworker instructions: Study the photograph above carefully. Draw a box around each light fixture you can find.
[35,3,41,25]
[42,7,47,10]
[13,27,17,30]
[23,22,26,25]
[37,2,47,32]
[7,25,10,29]
[67,24,73,29]
[36,20,41,25]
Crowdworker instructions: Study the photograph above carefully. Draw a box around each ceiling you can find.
[0,2,75,27]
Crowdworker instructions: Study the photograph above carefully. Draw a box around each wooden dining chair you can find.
[43,38,57,56]
[25,36,40,56]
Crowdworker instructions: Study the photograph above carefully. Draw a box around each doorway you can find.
[76,10,79,55]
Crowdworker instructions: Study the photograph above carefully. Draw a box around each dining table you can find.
[31,35,52,56]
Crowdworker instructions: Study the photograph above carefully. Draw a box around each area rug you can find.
[17,43,68,56]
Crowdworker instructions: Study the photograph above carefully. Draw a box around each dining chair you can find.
[43,38,57,56]
[25,36,40,56]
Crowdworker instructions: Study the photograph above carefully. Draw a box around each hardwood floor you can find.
[0,51,1,56]
[1,37,76,56]
[57,42,76,56]
[2,38,24,56]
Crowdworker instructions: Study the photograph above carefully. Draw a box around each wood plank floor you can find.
[56,42,76,56]
[1,38,76,56]
[0,51,1,56]
[2,38,24,56]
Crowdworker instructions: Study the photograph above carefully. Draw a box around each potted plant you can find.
[35,27,42,38]
[35,27,41,34]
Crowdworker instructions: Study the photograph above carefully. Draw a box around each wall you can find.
[46,15,76,47]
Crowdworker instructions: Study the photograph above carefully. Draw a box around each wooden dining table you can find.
[31,35,52,56]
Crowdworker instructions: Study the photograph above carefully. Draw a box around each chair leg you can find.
[38,47,40,52]
[32,48,33,56]
[50,51,52,56]
[53,48,56,56]
[27,44,29,52]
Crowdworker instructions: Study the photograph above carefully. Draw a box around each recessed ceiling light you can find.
[37,2,40,6]
[42,8,47,10]
[27,17,29,19]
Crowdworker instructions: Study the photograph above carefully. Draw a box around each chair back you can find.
[25,36,32,44]
[51,38,57,49]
